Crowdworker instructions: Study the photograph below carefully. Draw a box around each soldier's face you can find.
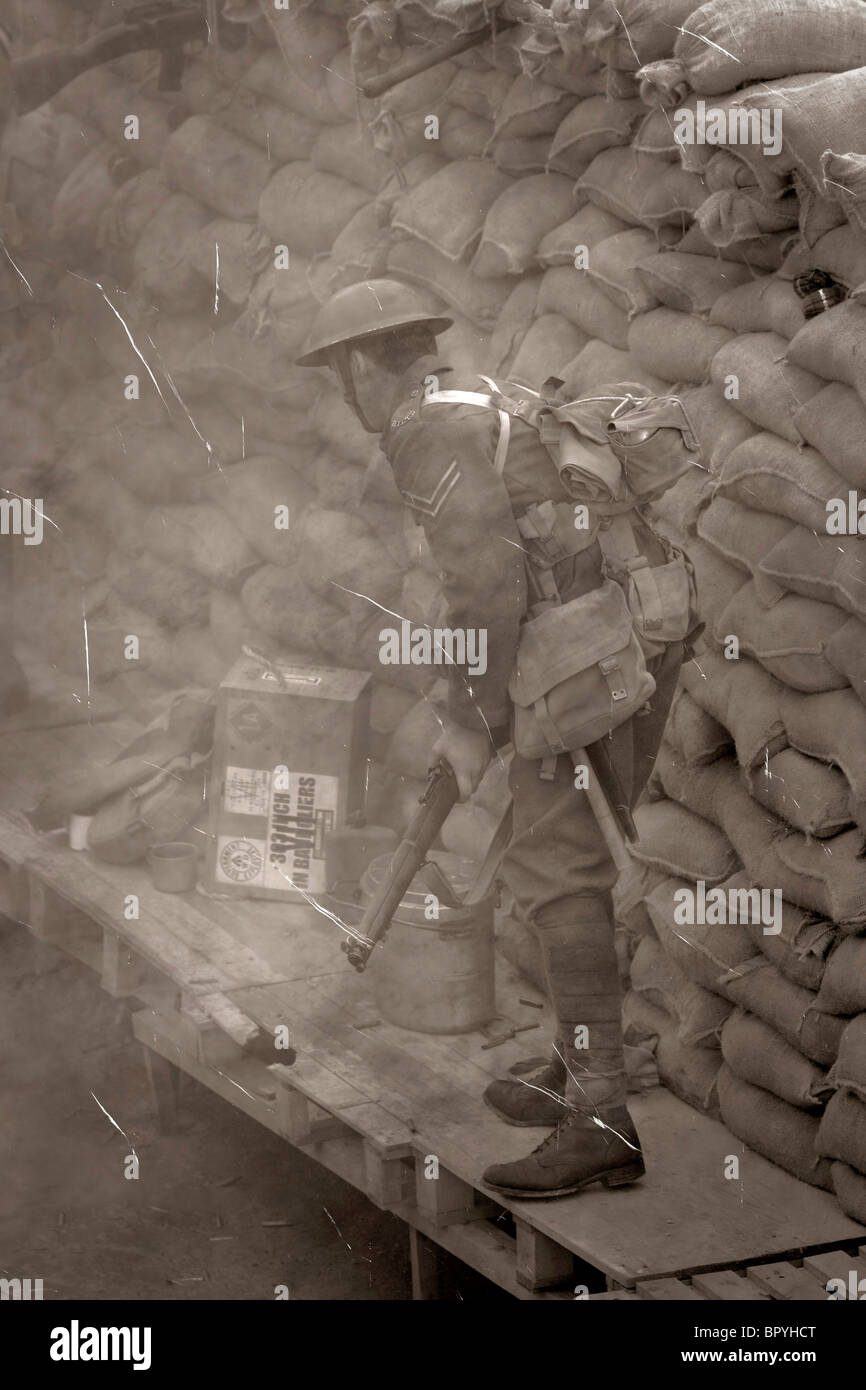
[345,348,392,434]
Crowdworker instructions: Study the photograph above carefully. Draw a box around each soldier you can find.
[297,278,688,1199]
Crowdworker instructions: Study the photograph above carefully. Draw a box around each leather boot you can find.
[482,1103,644,1199]
[483,1048,567,1127]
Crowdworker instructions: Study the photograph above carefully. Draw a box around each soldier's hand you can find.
[432,721,492,803]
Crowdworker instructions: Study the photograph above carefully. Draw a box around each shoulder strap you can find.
[423,375,546,477]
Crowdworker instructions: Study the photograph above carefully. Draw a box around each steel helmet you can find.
[295,278,452,367]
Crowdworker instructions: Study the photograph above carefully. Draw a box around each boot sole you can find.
[483,1162,645,1200]
[482,1092,567,1128]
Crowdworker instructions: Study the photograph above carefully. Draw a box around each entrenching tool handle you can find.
[360,21,516,99]
[573,748,634,876]
[342,760,459,972]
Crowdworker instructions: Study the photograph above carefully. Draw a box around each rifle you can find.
[11,1,245,116]
[360,19,517,99]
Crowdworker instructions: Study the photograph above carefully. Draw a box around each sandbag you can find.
[133,193,211,312]
[295,509,404,616]
[106,549,209,629]
[637,0,866,99]
[713,582,849,693]
[651,468,713,537]
[817,1088,866,1175]
[310,124,393,195]
[681,537,747,635]
[536,205,630,267]
[445,66,514,120]
[668,690,732,767]
[162,116,273,219]
[817,939,866,1017]
[559,341,670,397]
[630,801,737,885]
[488,276,542,374]
[258,162,369,256]
[637,254,752,318]
[675,221,793,272]
[585,0,696,69]
[587,229,658,317]
[507,314,589,390]
[200,456,315,567]
[736,885,834,995]
[440,108,493,160]
[631,933,731,1048]
[788,300,866,409]
[548,96,644,178]
[622,992,720,1112]
[831,1016,866,1099]
[830,1162,866,1223]
[471,173,575,278]
[387,238,511,330]
[717,434,850,533]
[717,1065,832,1190]
[493,74,576,140]
[578,148,704,228]
[748,747,852,839]
[710,334,823,443]
[697,497,791,597]
[644,876,758,997]
[681,650,786,770]
[710,275,804,340]
[721,1010,832,1111]
[142,503,259,588]
[629,310,732,384]
[761,526,866,624]
[244,47,343,125]
[678,385,757,474]
[696,189,800,251]
[780,686,866,815]
[793,384,866,490]
[537,266,629,348]
[490,135,551,176]
[392,160,512,262]
[209,589,279,667]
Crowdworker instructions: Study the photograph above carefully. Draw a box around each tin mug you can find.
[148,841,198,893]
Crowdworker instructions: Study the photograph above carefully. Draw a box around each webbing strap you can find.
[598,513,665,631]
[423,385,512,475]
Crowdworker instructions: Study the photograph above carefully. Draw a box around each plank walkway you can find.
[2,698,864,1299]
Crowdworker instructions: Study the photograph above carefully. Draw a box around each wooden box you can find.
[205,655,371,901]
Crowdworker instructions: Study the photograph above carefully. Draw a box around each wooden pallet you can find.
[3,714,865,1299]
[594,1248,866,1301]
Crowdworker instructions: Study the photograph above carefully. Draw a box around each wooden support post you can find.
[102,931,146,998]
[363,1143,406,1210]
[515,1218,574,1291]
[276,1084,313,1144]
[409,1228,447,1300]
[140,1042,181,1133]
[414,1163,495,1227]
[26,876,67,942]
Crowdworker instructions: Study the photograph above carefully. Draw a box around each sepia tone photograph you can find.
[1,0,866,1360]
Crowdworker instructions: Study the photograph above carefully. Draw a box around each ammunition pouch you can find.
[508,578,656,759]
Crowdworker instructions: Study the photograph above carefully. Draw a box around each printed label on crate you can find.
[223,766,270,817]
[216,836,266,886]
[265,772,337,894]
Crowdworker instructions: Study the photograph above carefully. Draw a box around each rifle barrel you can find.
[360,20,516,99]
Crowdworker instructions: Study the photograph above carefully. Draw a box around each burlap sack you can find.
[587,230,658,317]
[782,223,866,289]
[661,536,742,636]
[721,1009,832,1111]
[142,503,259,588]
[393,160,514,264]
[651,468,713,536]
[209,590,280,668]
[199,456,315,567]
[631,803,738,885]
[713,582,849,693]
[788,300,866,407]
[310,125,394,195]
[471,173,576,277]
[817,1089,866,1175]
[830,1162,866,1223]
[387,238,511,330]
[675,222,793,272]
[632,99,699,162]
[622,992,721,1113]
[760,527,866,624]
[52,140,123,247]
[657,747,866,924]
[493,74,576,140]
[637,0,866,98]
[537,265,629,348]
[559,340,670,396]
[508,314,589,389]
[241,565,339,652]
[644,876,759,997]
[440,108,492,161]
[631,933,732,1048]
[548,96,644,178]
[824,616,866,698]
[635,253,750,319]
[445,66,515,120]
[133,194,211,312]
[107,549,210,630]
[488,276,542,374]
[709,276,804,340]
[793,384,866,490]
[494,135,554,175]
[780,686,866,816]
[717,1065,832,1189]
[536,205,629,267]
[681,651,785,769]
[717,435,847,531]
[747,747,853,839]
[816,938,866,1016]
[668,690,732,767]
[162,116,273,219]
[678,385,757,474]
[258,162,369,256]
[585,0,697,70]
[244,49,343,125]
[830,1017,866,1099]
[295,509,404,617]
[578,148,704,228]
[737,887,834,995]
[697,498,791,597]
[629,310,732,384]
[710,334,823,443]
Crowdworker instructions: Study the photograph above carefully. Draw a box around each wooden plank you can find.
[415,1163,496,1227]
[364,1143,409,1210]
[140,1043,181,1133]
[692,1270,769,1301]
[803,1250,866,1296]
[410,1229,447,1300]
[515,1218,574,1292]
[638,1278,705,1301]
[746,1261,831,1301]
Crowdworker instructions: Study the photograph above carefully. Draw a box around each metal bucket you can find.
[361,851,496,1034]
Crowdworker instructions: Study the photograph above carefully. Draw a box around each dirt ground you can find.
[0,913,505,1302]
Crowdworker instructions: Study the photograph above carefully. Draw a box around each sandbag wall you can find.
[8,0,866,1212]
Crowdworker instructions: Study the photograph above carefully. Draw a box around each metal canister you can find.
[360,851,496,1034]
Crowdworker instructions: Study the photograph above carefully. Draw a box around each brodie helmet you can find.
[296,278,453,432]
